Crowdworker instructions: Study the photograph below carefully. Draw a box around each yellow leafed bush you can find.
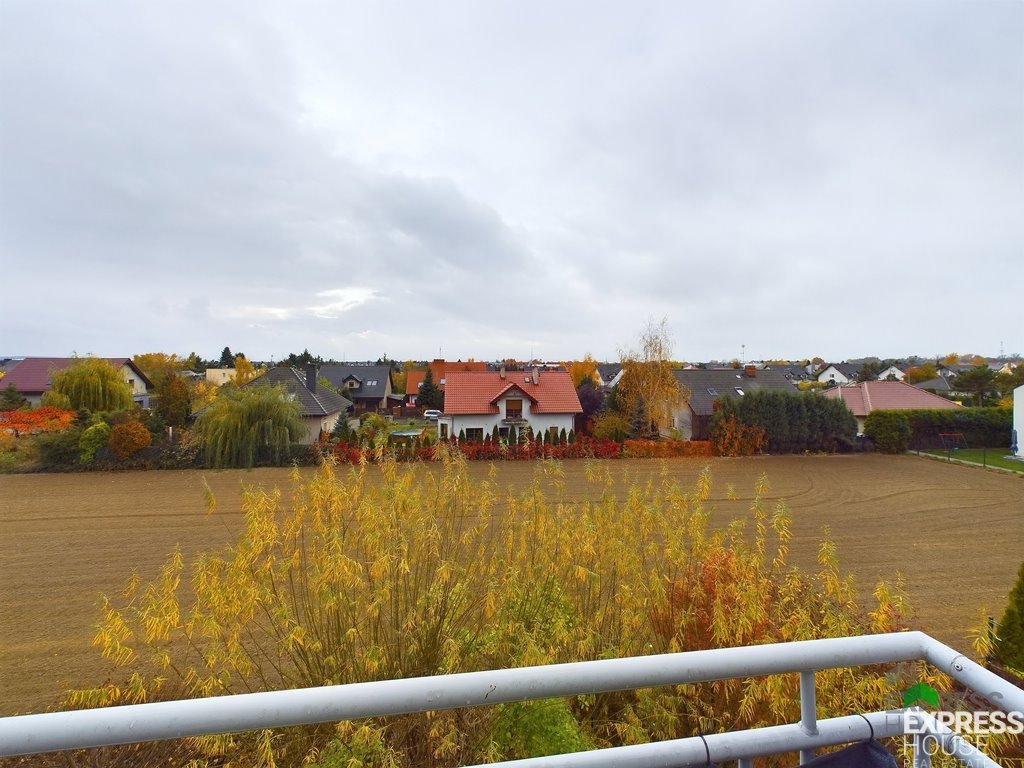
[71,452,936,766]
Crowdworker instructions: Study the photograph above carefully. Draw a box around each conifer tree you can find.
[996,561,1024,672]
[418,367,444,410]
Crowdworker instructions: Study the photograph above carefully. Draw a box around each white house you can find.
[437,369,582,441]
[817,363,861,385]
[1014,384,1023,457]
[876,365,906,381]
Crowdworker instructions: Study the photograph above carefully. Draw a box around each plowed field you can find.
[2,454,1022,716]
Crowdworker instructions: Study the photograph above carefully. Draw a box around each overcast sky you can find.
[1,1,1021,364]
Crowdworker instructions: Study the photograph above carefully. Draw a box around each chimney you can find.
[744,365,757,378]
[533,366,540,384]
[499,365,506,380]
[305,364,317,393]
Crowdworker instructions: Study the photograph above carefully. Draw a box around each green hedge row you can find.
[864,407,1012,453]
[904,408,1011,449]
[711,390,858,453]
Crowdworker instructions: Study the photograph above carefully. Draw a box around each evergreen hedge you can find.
[901,407,1012,449]
[710,391,857,453]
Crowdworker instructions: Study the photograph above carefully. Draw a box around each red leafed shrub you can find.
[328,435,639,463]
[108,420,152,461]
[622,439,713,458]
[0,406,76,436]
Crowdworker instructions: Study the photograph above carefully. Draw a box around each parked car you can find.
[423,409,442,420]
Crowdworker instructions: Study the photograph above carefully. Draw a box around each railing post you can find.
[799,669,818,764]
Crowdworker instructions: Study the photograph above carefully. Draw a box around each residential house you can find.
[912,376,956,398]
[821,380,961,435]
[244,366,352,445]
[768,363,816,383]
[876,365,905,381]
[319,364,401,413]
[205,368,236,386]
[671,366,796,440]
[595,363,624,389]
[437,368,582,442]
[405,359,487,405]
[816,363,862,386]
[0,357,152,407]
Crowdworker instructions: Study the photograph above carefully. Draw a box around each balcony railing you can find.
[1,631,1021,765]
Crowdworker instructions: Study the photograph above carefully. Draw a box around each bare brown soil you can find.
[1,454,1021,716]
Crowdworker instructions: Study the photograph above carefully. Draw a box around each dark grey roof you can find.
[914,377,953,392]
[673,368,797,416]
[596,363,622,381]
[318,364,393,400]
[246,367,352,417]
[770,364,813,381]
[823,363,862,377]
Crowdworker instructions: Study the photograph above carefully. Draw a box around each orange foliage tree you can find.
[108,421,152,460]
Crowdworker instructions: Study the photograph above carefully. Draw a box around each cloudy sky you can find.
[1,1,1021,364]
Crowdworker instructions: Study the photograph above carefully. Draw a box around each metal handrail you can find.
[1,631,1021,763]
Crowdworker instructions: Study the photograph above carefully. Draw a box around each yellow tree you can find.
[565,354,599,387]
[232,354,259,386]
[616,318,686,436]
[190,379,219,411]
[132,352,184,382]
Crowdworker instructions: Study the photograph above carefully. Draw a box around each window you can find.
[506,398,523,419]
[734,388,744,396]
[465,427,484,442]
[366,379,377,386]
[440,423,449,439]
[707,387,718,396]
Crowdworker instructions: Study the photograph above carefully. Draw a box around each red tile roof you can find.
[406,360,487,397]
[1,357,149,394]
[820,380,961,417]
[443,371,582,415]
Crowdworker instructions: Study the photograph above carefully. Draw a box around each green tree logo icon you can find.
[903,682,940,709]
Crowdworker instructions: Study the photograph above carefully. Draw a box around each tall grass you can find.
[70,450,938,766]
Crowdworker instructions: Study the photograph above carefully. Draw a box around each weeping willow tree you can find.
[48,356,133,412]
[193,385,305,468]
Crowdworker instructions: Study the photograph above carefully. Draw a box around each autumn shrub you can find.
[107,420,152,461]
[711,413,767,456]
[73,453,932,767]
[33,426,83,469]
[78,422,112,464]
[0,406,76,436]
[592,411,629,442]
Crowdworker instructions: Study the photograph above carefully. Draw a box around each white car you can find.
[423,409,442,420]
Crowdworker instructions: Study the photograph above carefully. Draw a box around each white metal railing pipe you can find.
[467,711,904,768]
[798,669,818,763]
[920,636,1024,715]
[0,631,1020,758]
